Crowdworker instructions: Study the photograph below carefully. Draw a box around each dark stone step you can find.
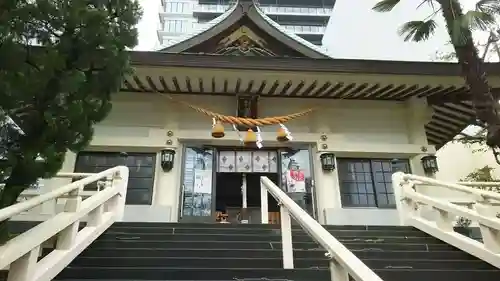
[55,267,500,281]
[364,259,495,270]
[79,248,479,261]
[375,269,500,281]
[8,221,481,240]
[55,267,330,280]
[107,225,426,236]
[69,256,495,270]
[99,233,442,244]
[111,222,422,231]
[70,257,326,268]
[89,240,458,251]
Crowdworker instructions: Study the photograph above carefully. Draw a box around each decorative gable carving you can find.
[215,26,276,56]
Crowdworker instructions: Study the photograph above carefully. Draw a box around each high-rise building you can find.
[157,0,335,48]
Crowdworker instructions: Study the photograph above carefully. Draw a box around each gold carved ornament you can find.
[162,94,314,147]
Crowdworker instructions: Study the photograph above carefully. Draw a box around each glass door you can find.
[280,147,317,219]
[179,147,215,223]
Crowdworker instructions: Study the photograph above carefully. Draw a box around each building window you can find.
[337,158,410,208]
[164,2,189,13]
[165,20,188,33]
[74,152,156,205]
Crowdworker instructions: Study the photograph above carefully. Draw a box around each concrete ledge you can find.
[122,205,172,222]
[324,208,400,226]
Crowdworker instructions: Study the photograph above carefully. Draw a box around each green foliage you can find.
[462,165,497,183]
[372,0,401,12]
[453,165,499,227]
[398,20,438,42]
[475,0,500,14]
[373,0,499,45]
[0,0,142,240]
[432,49,457,61]
[457,165,500,226]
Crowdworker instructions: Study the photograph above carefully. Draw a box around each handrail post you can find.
[475,199,500,253]
[393,172,411,226]
[327,253,348,281]
[7,246,40,281]
[113,168,129,221]
[433,207,454,232]
[88,176,112,227]
[56,186,83,250]
[260,179,268,224]
[280,204,294,269]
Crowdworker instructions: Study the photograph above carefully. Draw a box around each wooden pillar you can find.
[240,173,249,223]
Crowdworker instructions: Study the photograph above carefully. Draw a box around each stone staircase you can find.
[45,222,500,281]
[3,222,500,281]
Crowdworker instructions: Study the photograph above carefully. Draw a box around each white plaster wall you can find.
[424,141,500,207]
[436,142,500,182]
[16,92,435,225]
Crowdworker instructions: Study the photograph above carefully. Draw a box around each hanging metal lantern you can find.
[276,127,289,142]
[243,129,257,147]
[211,121,225,138]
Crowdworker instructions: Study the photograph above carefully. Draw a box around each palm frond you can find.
[476,0,500,15]
[450,18,468,46]
[417,0,436,10]
[461,10,497,31]
[398,20,437,42]
[373,0,401,12]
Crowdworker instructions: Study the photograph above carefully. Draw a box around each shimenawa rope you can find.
[161,94,313,128]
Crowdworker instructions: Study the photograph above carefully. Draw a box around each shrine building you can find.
[18,0,500,225]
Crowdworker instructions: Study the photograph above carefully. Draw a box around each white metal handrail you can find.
[460,182,500,187]
[393,172,500,268]
[0,165,129,281]
[260,177,383,281]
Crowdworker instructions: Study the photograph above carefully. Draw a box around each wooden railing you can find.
[260,176,384,281]
[0,166,129,281]
[392,172,500,268]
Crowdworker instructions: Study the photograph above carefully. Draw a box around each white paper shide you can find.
[218,151,236,172]
[236,151,252,172]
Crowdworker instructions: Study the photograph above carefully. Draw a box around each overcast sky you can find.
[134,0,499,62]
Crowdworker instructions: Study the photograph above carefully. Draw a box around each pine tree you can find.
[0,0,142,242]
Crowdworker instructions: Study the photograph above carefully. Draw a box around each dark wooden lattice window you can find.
[337,158,410,208]
[74,152,156,205]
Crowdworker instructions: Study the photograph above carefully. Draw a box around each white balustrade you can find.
[260,176,384,281]
[0,166,129,281]
[392,171,500,268]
